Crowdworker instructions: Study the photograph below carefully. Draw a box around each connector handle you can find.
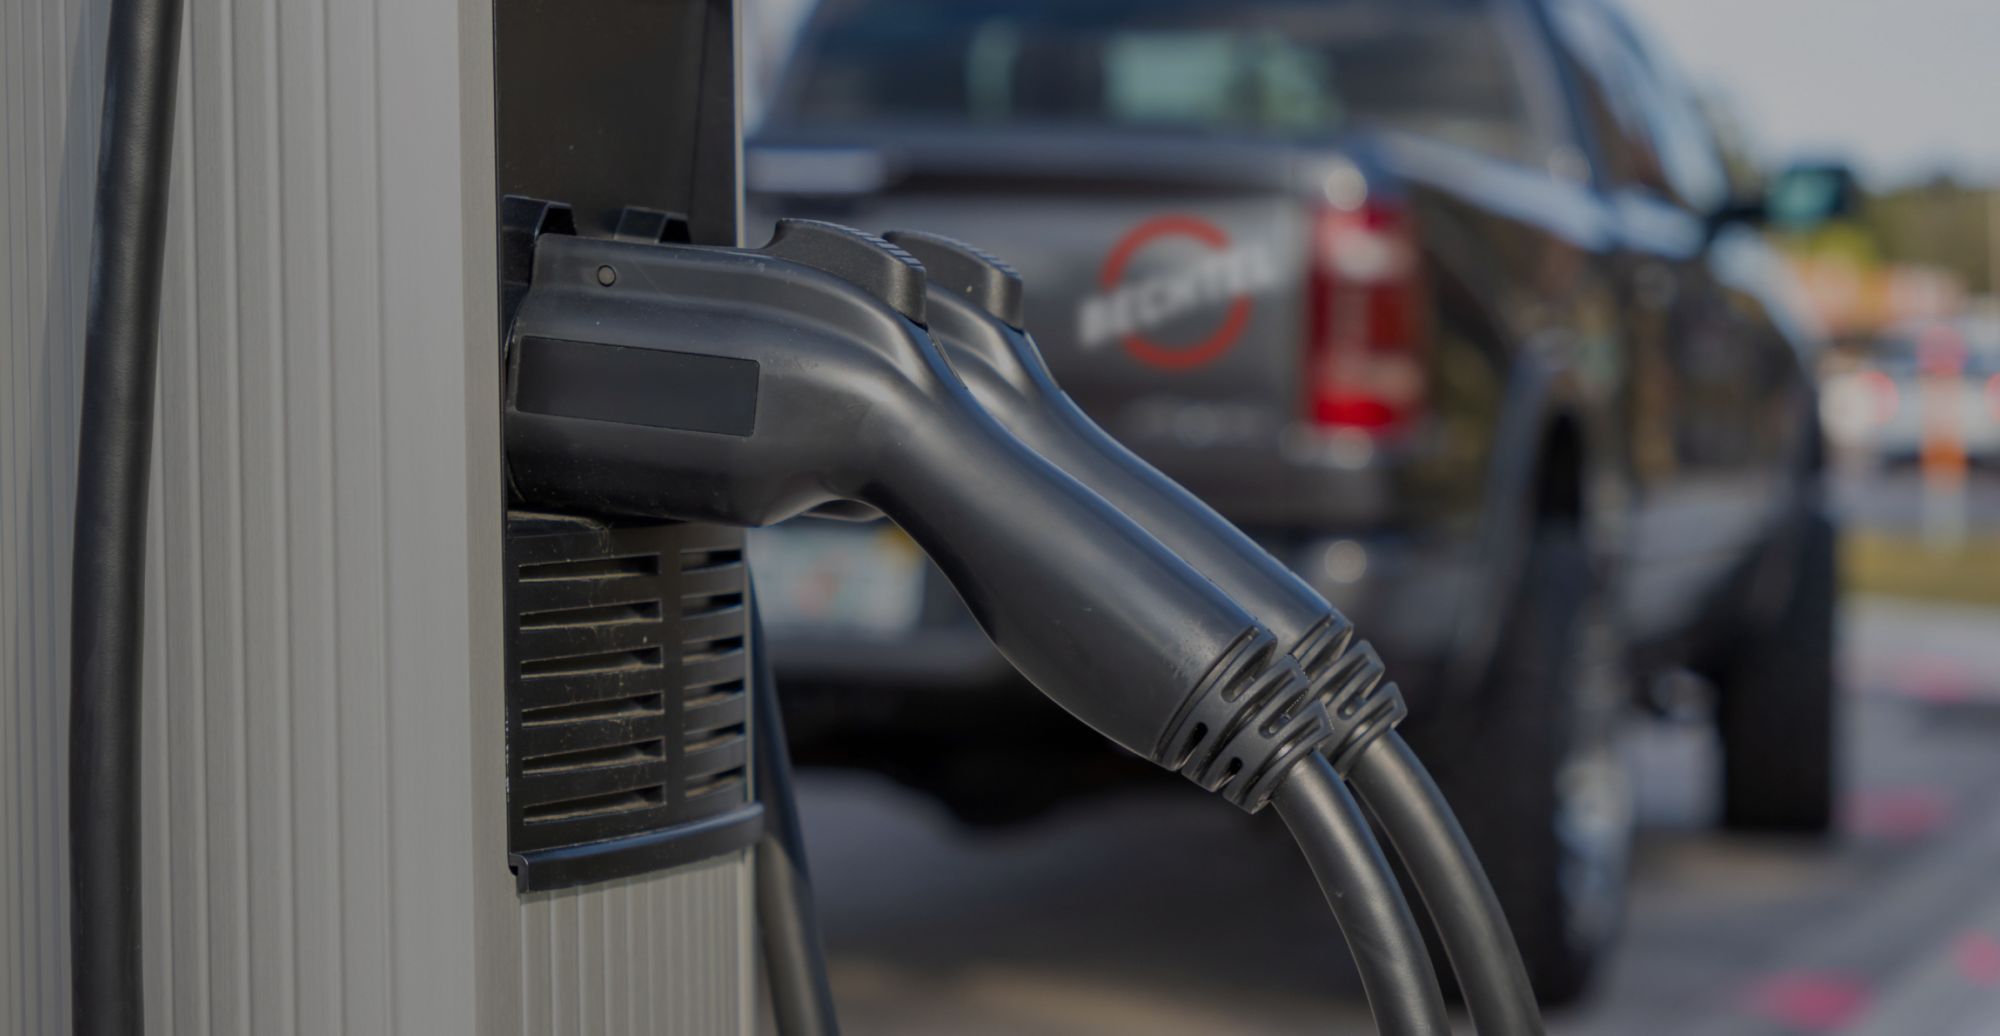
[503,228,1329,796]
[888,231,1409,772]
[860,373,1283,770]
[886,231,1333,654]
[862,387,1331,809]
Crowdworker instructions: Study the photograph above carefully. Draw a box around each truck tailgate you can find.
[750,136,1323,501]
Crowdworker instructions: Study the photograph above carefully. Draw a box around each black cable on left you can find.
[1352,734,1543,1035]
[70,0,187,1032]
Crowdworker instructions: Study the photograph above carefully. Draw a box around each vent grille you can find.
[512,544,671,829]
[504,516,759,891]
[677,544,750,806]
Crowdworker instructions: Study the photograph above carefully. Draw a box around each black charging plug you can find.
[882,230,1405,772]
[504,219,1329,810]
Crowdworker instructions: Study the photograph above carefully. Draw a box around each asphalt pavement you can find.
[773,591,2000,1034]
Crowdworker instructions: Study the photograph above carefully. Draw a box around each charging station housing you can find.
[2,1,762,1032]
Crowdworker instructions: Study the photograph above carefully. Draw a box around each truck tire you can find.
[1428,526,1632,1005]
[1715,509,1838,833]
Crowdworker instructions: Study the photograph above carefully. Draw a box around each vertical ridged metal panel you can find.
[517,857,755,1036]
[1,0,756,1032]
[2,0,104,1029]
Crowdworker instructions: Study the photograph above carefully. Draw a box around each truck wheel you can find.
[1715,510,1838,833]
[1429,526,1633,1005]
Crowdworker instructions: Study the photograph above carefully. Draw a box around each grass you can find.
[1843,531,2000,607]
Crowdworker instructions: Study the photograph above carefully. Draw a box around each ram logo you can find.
[1079,215,1284,371]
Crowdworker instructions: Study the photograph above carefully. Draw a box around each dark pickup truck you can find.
[748,0,1833,1000]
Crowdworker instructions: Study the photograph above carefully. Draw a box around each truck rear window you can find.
[775,0,1558,166]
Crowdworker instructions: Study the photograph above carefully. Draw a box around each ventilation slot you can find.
[684,723,746,755]
[520,646,663,680]
[684,773,745,801]
[681,589,744,619]
[522,739,666,776]
[683,680,745,711]
[522,693,664,727]
[685,710,750,810]
[522,786,665,825]
[683,633,744,658]
[520,552,661,581]
[520,599,662,630]
[680,546,743,573]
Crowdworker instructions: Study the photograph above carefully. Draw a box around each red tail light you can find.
[1304,196,1426,435]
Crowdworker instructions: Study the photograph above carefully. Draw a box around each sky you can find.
[1616,0,2000,187]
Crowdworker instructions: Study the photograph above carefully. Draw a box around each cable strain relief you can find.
[1287,611,1356,681]
[1157,634,1335,813]
[1303,637,1409,776]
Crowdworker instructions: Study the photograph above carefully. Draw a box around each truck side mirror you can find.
[1764,161,1863,231]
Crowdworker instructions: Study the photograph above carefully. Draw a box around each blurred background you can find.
[739,1,2000,1031]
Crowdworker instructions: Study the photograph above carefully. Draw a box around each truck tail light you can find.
[1303,197,1426,435]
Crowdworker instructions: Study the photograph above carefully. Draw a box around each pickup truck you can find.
[748,0,1833,1002]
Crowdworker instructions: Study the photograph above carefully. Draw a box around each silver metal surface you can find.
[517,856,756,1036]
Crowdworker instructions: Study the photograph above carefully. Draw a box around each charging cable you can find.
[69,0,189,1032]
[886,230,1542,1036]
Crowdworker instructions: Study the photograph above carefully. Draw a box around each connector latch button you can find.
[761,219,928,326]
[884,230,1026,329]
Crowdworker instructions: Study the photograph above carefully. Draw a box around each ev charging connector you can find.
[503,218,1333,811]
[882,230,1408,769]
[500,215,1467,1034]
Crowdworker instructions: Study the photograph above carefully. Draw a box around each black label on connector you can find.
[515,336,759,437]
